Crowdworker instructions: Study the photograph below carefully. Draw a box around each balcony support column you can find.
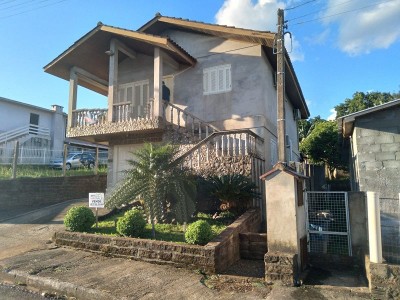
[68,69,78,128]
[153,47,163,118]
[108,39,118,122]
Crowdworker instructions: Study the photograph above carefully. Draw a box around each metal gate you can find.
[305,192,352,256]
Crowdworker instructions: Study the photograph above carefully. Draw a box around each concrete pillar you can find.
[153,47,163,118]
[367,191,383,263]
[68,70,78,128]
[108,40,118,122]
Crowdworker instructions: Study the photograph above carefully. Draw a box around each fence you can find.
[380,196,400,264]
[305,191,352,256]
[0,145,108,166]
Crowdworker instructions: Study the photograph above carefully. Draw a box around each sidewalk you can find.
[0,245,372,300]
[0,201,371,300]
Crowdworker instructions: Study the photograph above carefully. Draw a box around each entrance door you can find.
[117,80,149,119]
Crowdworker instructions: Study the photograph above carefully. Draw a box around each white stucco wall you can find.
[0,99,66,151]
[109,28,302,186]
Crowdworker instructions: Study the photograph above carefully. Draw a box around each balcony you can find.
[67,100,165,143]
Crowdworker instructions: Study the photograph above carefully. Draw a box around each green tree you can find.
[300,121,341,178]
[298,115,323,141]
[335,91,396,118]
[105,143,196,238]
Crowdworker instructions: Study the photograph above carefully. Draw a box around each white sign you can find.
[89,193,105,208]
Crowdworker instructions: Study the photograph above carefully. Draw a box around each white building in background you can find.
[0,97,66,164]
[0,97,108,164]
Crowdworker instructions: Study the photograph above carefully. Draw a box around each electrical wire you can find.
[0,0,51,12]
[0,0,67,19]
[290,0,396,26]
[287,0,355,22]
[285,0,318,11]
[0,0,17,6]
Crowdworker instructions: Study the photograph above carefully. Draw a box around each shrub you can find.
[116,208,146,237]
[64,206,95,232]
[185,220,213,245]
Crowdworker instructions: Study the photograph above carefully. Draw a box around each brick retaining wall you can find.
[240,233,267,260]
[0,175,106,209]
[54,208,261,274]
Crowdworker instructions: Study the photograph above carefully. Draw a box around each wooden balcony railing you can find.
[71,109,108,127]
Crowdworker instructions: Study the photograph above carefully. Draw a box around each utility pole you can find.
[276,8,286,163]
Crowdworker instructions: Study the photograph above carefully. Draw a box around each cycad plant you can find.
[105,143,196,238]
[207,173,260,215]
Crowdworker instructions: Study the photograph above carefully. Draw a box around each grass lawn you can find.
[0,165,108,179]
[89,211,229,243]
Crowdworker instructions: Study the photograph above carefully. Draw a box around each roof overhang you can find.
[44,23,196,95]
[338,99,400,137]
[260,162,308,180]
[139,15,309,119]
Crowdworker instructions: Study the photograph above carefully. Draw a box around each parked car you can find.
[49,152,95,170]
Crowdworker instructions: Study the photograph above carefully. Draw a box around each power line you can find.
[287,0,355,22]
[0,0,67,20]
[285,0,317,11]
[0,0,50,12]
[290,0,396,26]
[0,0,17,6]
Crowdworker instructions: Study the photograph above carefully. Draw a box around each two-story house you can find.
[44,14,309,210]
[0,97,66,164]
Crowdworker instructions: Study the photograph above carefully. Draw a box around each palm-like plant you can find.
[105,143,196,238]
[207,174,260,215]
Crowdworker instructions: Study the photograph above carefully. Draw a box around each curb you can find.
[0,269,121,300]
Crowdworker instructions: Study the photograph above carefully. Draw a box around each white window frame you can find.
[203,64,232,95]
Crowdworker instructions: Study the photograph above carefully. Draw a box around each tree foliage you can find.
[300,121,341,176]
[335,91,398,118]
[105,143,196,238]
[298,115,323,141]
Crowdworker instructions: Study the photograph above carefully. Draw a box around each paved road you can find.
[0,199,88,260]
[0,283,47,300]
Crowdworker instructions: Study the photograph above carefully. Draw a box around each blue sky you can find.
[0,0,399,120]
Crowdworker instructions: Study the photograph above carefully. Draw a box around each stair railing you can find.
[164,101,220,142]
[0,124,50,144]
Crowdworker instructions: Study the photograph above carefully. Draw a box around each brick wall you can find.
[240,232,267,260]
[354,106,400,199]
[0,175,106,209]
[54,208,262,274]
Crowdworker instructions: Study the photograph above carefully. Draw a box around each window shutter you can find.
[203,64,231,95]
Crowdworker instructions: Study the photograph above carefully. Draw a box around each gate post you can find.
[367,191,382,263]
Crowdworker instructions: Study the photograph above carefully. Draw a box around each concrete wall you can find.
[365,255,400,299]
[348,192,368,257]
[351,106,400,199]
[0,175,106,209]
[265,171,303,254]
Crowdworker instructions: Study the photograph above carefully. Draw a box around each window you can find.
[117,80,149,118]
[203,64,231,95]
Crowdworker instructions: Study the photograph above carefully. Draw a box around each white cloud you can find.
[215,0,304,61]
[327,108,337,121]
[322,0,400,55]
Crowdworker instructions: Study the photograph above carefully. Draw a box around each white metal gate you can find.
[305,192,352,256]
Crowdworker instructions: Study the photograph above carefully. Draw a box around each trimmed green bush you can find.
[64,206,95,232]
[116,208,146,237]
[185,220,213,245]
